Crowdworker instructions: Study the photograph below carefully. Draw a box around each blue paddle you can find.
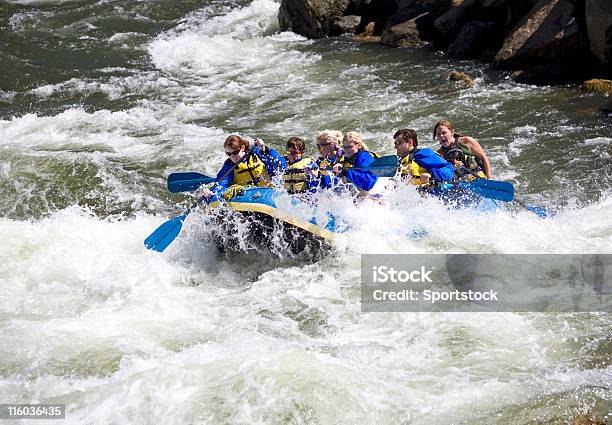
[452,166,550,211]
[434,165,513,202]
[144,209,193,252]
[438,180,514,202]
[167,155,401,194]
[145,146,255,252]
[167,172,215,193]
[456,179,515,202]
[356,155,399,177]
[323,155,399,177]
[515,198,550,218]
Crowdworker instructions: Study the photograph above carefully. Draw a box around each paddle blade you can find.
[516,199,553,218]
[367,155,398,177]
[459,179,515,202]
[369,165,398,177]
[144,213,187,252]
[167,172,215,193]
[524,203,550,218]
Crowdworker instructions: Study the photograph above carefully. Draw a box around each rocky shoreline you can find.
[279,0,611,90]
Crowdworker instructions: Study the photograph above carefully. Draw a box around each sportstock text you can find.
[370,265,498,304]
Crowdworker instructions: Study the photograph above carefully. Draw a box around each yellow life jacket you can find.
[398,153,430,186]
[461,170,487,181]
[283,157,314,194]
[233,153,271,187]
[317,155,339,177]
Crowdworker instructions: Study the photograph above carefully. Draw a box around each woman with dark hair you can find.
[433,120,492,180]
[199,135,286,200]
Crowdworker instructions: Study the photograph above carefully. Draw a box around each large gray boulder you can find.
[585,0,612,65]
[382,0,452,46]
[278,0,351,38]
[278,0,398,38]
[447,21,500,59]
[384,0,452,29]
[511,62,595,85]
[493,0,589,69]
[348,0,398,28]
[481,0,541,33]
[382,13,428,47]
[331,15,362,35]
[433,0,482,41]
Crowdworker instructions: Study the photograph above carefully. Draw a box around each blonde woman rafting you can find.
[314,130,344,189]
[331,131,379,193]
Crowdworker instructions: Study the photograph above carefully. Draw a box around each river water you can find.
[1,0,610,423]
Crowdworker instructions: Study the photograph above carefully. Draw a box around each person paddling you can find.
[332,131,379,196]
[314,130,344,190]
[282,137,318,194]
[393,128,454,188]
[433,120,492,180]
[199,135,286,201]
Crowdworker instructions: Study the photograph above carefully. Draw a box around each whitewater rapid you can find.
[0,0,610,423]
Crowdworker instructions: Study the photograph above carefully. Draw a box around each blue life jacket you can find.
[411,148,454,182]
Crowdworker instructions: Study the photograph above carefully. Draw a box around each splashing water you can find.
[1,0,610,423]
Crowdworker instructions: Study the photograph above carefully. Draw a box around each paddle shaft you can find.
[145,146,256,252]
[514,194,549,218]
[321,155,398,178]
[457,166,546,213]
[167,172,215,193]
[455,166,549,214]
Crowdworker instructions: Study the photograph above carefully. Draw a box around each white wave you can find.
[508,137,535,156]
[178,0,280,39]
[0,205,609,423]
[28,72,176,101]
[107,32,150,47]
[584,137,612,146]
[149,0,282,73]
[4,0,82,5]
[336,182,612,255]
[0,107,223,161]
[8,10,55,31]
[0,89,17,103]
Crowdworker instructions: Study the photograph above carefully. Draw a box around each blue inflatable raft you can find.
[207,187,345,256]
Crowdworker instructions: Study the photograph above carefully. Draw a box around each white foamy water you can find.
[1,0,611,423]
[1,198,611,423]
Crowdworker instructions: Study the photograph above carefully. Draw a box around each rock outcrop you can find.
[382,15,428,47]
[278,0,352,39]
[447,21,500,60]
[279,0,611,86]
[493,0,588,69]
[585,0,612,66]
[448,70,475,86]
[582,78,612,94]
